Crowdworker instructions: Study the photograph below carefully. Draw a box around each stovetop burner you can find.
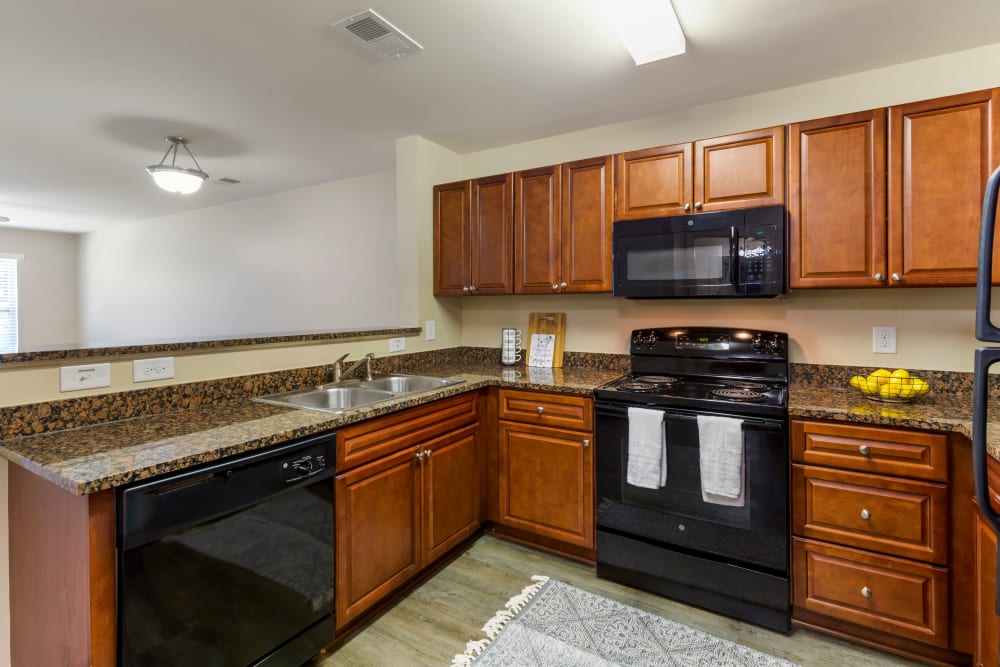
[637,375,680,385]
[619,381,657,392]
[709,388,767,402]
[725,381,767,391]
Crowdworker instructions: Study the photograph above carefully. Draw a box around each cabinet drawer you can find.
[791,420,947,481]
[793,538,949,648]
[792,465,948,563]
[498,389,592,431]
[337,392,479,471]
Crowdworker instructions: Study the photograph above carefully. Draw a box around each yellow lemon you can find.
[899,383,915,398]
[879,381,901,399]
[891,368,910,379]
[849,375,865,390]
[865,377,881,395]
[870,368,891,386]
[913,378,930,395]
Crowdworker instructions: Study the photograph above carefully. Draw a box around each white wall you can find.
[0,228,79,350]
[79,170,398,344]
[456,41,1000,372]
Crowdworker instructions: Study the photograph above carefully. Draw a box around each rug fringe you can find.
[450,575,550,667]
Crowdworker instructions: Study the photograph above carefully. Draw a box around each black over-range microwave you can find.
[612,205,787,298]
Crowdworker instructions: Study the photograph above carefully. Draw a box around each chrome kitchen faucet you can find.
[332,352,375,382]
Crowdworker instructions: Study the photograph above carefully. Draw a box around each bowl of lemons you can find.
[849,368,930,402]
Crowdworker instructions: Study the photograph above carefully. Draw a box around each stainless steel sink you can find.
[358,374,462,393]
[254,374,464,414]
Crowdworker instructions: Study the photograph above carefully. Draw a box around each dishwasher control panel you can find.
[282,451,327,483]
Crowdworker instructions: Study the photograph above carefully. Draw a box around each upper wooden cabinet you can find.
[433,174,513,296]
[615,126,785,220]
[514,156,613,294]
[888,88,1000,286]
[788,110,888,288]
[790,89,1000,289]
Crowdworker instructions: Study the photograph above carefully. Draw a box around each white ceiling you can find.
[3,0,1000,233]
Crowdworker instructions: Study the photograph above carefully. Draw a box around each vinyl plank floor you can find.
[317,534,922,666]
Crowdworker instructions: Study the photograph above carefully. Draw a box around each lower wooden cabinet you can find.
[495,389,594,551]
[334,406,481,629]
[976,505,999,667]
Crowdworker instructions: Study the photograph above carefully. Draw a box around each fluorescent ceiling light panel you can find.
[602,0,685,65]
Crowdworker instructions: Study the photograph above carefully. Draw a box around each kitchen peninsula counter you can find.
[0,361,621,496]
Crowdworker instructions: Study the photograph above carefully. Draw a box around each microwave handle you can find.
[729,226,739,285]
[976,166,1000,341]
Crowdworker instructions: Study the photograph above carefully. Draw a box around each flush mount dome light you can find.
[146,136,209,194]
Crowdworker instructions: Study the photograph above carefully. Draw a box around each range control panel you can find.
[630,327,788,360]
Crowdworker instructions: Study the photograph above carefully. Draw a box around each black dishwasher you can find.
[117,432,336,667]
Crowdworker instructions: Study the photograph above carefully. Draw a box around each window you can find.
[0,254,20,353]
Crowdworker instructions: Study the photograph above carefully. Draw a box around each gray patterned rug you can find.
[452,576,799,666]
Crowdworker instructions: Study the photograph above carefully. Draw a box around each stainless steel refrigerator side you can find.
[975,166,1000,340]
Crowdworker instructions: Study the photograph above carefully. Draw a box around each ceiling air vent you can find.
[216,177,241,184]
[332,9,422,58]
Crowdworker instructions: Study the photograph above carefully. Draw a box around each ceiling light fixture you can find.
[146,136,209,194]
[599,0,686,65]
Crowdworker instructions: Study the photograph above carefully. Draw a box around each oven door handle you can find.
[595,402,784,429]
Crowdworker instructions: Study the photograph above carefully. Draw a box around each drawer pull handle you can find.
[582,439,590,448]
[537,406,545,415]
[860,509,871,520]
[858,445,870,456]
[861,586,873,598]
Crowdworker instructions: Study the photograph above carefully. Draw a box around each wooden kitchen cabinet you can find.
[975,457,1000,667]
[888,88,1000,286]
[615,126,785,220]
[788,109,888,288]
[334,394,482,628]
[514,156,613,294]
[791,419,961,662]
[433,174,513,296]
[495,389,594,551]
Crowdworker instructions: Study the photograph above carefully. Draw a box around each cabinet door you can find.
[514,165,562,294]
[471,174,514,295]
[614,142,693,219]
[694,126,785,212]
[788,110,887,288]
[335,448,420,628]
[562,156,613,293]
[497,421,593,548]
[421,425,480,564]
[433,180,471,296]
[977,501,1000,667]
[888,88,1000,286]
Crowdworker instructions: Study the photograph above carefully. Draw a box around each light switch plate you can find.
[133,357,175,382]
[60,363,111,392]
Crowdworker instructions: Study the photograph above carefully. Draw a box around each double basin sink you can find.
[255,374,464,414]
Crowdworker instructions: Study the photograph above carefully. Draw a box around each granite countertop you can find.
[4,355,998,497]
[0,362,622,496]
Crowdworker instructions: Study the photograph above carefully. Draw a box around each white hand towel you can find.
[627,407,666,489]
[697,415,745,507]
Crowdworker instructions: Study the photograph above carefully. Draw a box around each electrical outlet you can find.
[425,320,436,341]
[873,325,897,354]
[133,357,175,382]
[60,363,111,392]
[389,337,406,352]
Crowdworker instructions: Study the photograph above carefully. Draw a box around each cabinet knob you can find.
[891,273,901,282]
[552,284,559,291]
[582,439,590,448]
[462,286,470,293]
[860,508,871,520]
[469,285,477,292]
[694,201,703,210]
[560,282,567,290]
[426,449,432,458]
[684,203,691,212]
[874,273,884,282]
[858,445,870,456]
[861,586,873,598]
[416,451,425,460]
[536,406,545,415]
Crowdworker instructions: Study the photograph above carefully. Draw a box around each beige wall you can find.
[3,40,1000,667]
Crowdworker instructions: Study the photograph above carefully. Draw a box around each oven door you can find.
[595,401,788,572]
